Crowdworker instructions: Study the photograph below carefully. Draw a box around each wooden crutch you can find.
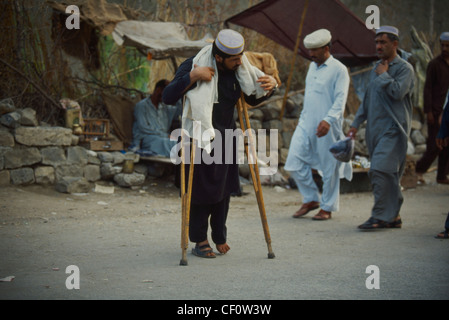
[179,130,196,266]
[237,97,275,259]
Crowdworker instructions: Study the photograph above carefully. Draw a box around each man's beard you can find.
[217,61,239,73]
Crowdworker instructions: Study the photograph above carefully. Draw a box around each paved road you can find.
[0,173,448,302]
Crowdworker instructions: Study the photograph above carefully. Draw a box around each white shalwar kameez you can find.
[285,56,352,212]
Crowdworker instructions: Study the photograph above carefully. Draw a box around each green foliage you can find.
[97,35,151,93]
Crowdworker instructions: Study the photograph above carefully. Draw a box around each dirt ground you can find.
[0,170,448,301]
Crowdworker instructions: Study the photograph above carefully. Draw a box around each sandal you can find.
[435,231,449,239]
[358,217,388,230]
[386,215,402,228]
[192,244,216,258]
[312,210,332,221]
[293,201,320,218]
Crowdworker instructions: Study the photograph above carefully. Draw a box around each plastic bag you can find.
[329,137,354,162]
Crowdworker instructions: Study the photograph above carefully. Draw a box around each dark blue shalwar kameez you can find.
[163,56,269,245]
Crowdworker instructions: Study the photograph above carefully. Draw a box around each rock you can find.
[18,108,39,126]
[0,147,12,169]
[35,166,55,185]
[0,129,14,147]
[285,93,304,118]
[15,126,72,146]
[415,144,426,154]
[260,170,287,186]
[259,99,282,120]
[279,148,289,165]
[0,98,15,116]
[248,108,264,121]
[0,112,21,128]
[248,119,262,131]
[88,155,101,165]
[86,150,97,157]
[111,151,125,164]
[239,163,250,179]
[55,177,91,194]
[4,147,41,169]
[84,164,101,182]
[411,130,426,145]
[0,170,10,185]
[274,185,286,192]
[100,163,122,179]
[281,131,293,148]
[67,146,88,165]
[411,120,422,131]
[97,152,114,163]
[134,163,148,176]
[71,134,79,146]
[113,172,145,187]
[55,164,84,180]
[281,118,298,132]
[10,167,35,185]
[41,147,66,166]
[262,119,282,131]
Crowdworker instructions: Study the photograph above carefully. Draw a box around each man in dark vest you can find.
[163,29,278,258]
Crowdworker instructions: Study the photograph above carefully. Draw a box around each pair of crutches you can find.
[179,95,275,266]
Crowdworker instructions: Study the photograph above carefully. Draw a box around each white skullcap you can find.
[304,29,332,49]
[215,29,245,55]
[376,26,399,37]
[440,32,449,42]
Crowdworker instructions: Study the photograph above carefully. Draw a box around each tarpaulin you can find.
[112,21,212,59]
[225,0,378,67]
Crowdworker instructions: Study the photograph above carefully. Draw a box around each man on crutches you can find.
[163,29,278,263]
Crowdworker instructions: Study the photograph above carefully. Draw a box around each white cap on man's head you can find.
[376,26,399,37]
[304,29,332,49]
[440,32,449,42]
[215,29,245,55]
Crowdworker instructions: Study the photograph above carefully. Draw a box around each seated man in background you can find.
[131,79,182,157]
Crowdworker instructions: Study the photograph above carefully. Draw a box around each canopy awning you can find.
[225,0,378,67]
[112,21,212,60]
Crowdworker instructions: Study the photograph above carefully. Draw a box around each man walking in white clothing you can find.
[285,29,352,221]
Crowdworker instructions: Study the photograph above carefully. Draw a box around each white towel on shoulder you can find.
[182,44,267,153]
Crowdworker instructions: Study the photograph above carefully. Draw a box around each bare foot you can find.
[216,243,230,254]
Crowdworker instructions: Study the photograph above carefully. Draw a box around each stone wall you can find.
[0,94,428,192]
[0,99,144,193]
